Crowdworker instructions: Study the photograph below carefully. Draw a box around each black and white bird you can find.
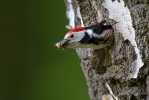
[54,20,114,50]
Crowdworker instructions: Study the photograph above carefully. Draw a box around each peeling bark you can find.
[65,0,149,100]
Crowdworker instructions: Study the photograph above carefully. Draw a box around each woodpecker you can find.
[54,20,114,50]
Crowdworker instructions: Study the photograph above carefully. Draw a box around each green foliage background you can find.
[1,0,89,100]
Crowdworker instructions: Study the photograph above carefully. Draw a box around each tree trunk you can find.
[65,0,149,100]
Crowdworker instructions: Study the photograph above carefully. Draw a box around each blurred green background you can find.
[0,0,89,100]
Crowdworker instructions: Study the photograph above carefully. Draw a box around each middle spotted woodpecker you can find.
[54,20,114,50]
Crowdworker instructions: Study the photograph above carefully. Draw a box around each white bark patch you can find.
[106,83,118,100]
[102,0,144,78]
[102,94,114,100]
[66,0,75,28]
[77,6,84,27]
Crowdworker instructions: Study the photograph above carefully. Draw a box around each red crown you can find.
[67,27,86,34]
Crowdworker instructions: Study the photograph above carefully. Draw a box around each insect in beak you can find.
[54,39,69,50]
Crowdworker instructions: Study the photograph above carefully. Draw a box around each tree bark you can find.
[65,0,149,100]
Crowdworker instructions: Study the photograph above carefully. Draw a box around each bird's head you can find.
[54,27,87,50]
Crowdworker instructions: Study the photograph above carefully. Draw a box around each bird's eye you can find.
[70,34,74,38]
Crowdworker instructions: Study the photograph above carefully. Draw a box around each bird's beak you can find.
[54,39,69,50]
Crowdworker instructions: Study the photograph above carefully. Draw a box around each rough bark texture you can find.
[65,0,149,100]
